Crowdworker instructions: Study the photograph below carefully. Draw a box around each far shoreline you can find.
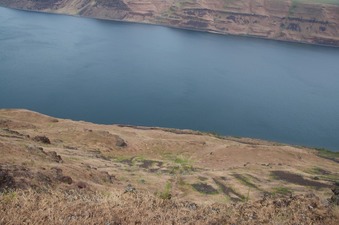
[1,108,338,152]
[1,5,339,49]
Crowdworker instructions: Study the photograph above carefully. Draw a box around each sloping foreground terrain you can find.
[0,109,339,224]
[0,0,338,46]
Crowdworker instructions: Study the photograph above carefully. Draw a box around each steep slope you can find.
[1,109,339,224]
[0,0,338,46]
[1,109,338,201]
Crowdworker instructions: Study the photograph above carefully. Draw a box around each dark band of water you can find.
[1,7,339,151]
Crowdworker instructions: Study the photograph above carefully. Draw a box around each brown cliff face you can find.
[0,0,338,46]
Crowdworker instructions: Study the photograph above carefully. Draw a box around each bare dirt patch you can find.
[271,171,331,188]
[192,183,218,195]
[138,160,163,169]
[0,168,15,191]
[32,135,51,144]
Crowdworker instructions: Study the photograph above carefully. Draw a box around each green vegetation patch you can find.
[169,165,194,175]
[0,190,17,204]
[158,181,172,200]
[314,148,339,163]
[308,167,339,183]
[174,156,190,165]
[116,157,135,166]
[309,167,332,175]
[272,186,293,196]
[162,153,195,174]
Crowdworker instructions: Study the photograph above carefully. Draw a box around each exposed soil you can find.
[192,183,218,195]
[272,171,331,188]
[115,136,127,147]
[32,135,51,144]
[139,160,163,169]
[0,168,15,191]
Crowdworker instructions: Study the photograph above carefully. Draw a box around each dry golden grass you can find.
[0,188,338,225]
[332,205,339,221]
[0,189,226,225]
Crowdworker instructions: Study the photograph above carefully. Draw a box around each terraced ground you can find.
[0,0,338,46]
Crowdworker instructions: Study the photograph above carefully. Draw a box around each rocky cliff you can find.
[0,0,339,46]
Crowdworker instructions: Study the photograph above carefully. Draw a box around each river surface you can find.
[1,7,339,151]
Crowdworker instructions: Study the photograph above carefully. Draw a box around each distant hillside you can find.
[0,0,339,46]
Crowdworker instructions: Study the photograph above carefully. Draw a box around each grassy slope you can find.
[1,188,338,224]
[0,109,339,224]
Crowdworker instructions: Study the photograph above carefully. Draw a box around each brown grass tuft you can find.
[0,188,338,225]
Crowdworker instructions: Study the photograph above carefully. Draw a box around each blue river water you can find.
[1,7,339,151]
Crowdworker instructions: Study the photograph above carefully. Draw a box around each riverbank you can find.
[0,0,338,47]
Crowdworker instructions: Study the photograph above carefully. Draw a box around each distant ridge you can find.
[1,0,339,46]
